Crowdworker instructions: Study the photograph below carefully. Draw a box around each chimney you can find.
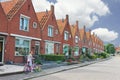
[62,18,64,22]
[46,9,48,14]
[84,25,86,30]
[89,29,91,33]
[51,5,54,13]
[93,32,95,36]
[66,14,69,21]
[76,20,79,27]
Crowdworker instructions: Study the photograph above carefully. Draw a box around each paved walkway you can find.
[0,65,24,76]
[0,58,110,80]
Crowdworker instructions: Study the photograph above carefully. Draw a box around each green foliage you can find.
[79,54,84,60]
[34,55,42,64]
[100,52,110,58]
[39,54,65,61]
[104,43,115,54]
[86,53,97,60]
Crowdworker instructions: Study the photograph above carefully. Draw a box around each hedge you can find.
[39,54,65,61]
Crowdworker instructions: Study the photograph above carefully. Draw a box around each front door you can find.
[0,37,4,64]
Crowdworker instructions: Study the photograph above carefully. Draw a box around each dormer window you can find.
[48,25,53,37]
[20,14,30,31]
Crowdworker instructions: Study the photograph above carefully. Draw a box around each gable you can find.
[1,0,27,20]
[0,3,6,19]
[57,19,67,35]
[0,3,7,32]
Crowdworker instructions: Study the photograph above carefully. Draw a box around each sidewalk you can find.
[24,58,111,80]
[0,57,111,79]
[0,65,24,76]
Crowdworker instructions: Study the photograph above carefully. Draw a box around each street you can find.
[29,56,120,80]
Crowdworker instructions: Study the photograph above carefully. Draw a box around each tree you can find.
[105,43,115,54]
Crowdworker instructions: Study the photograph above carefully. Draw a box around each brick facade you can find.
[0,1,104,64]
[1,0,41,63]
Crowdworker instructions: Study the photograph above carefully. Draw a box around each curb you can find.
[24,58,111,80]
[0,71,24,76]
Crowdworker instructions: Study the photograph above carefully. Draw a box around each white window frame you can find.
[45,42,54,54]
[64,31,69,40]
[48,25,54,37]
[15,37,31,56]
[20,14,30,31]
[75,35,79,43]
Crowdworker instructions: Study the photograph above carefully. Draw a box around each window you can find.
[20,14,29,31]
[15,38,30,56]
[74,47,79,56]
[33,22,37,28]
[55,29,58,35]
[64,31,69,40]
[63,45,69,56]
[45,42,54,54]
[35,41,40,55]
[48,26,53,37]
[69,34,71,38]
[75,36,79,43]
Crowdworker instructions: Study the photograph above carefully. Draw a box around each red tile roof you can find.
[57,19,67,34]
[1,0,26,20]
[79,28,85,41]
[86,32,91,41]
[36,11,51,29]
[116,47,120,51]
[70,25,77,38]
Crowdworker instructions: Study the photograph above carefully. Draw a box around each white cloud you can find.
[32,0,110,28]
[92,28,118,42]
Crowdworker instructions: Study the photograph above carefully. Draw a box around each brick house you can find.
[0,3,8,64]
[1,0,41,63]
[86,30,93,54]
[91,33,96,53]
[36,5,61,54]
[57,15,73,56]
[70,21,82,57]
[79,26,88,54]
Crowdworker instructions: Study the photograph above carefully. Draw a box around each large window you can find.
[74,47,79,56]
[64,31,69,40]
[20,14,29,31]
[63,45,69,56]
[48,25,53,37]
[75,36,79,43]
[45,42,54,54]
[15,38,30,56]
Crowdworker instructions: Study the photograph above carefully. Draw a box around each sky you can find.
[1,0,119,46]
[32,0,120,46]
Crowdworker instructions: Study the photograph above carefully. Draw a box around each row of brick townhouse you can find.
[0,0,104,64]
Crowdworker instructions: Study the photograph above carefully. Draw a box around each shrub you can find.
[33,55,42,64]
[39,54,65,61]
[100,52,110,58]
[90,54,97,59]
[86,53,97,60]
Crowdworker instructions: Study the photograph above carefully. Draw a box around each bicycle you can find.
[24,61,41,73]
[24,62,31,74]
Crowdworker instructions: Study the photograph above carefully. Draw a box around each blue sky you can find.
[32,0,119,46]
[31,0,120,46]
[92,0,120,46]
